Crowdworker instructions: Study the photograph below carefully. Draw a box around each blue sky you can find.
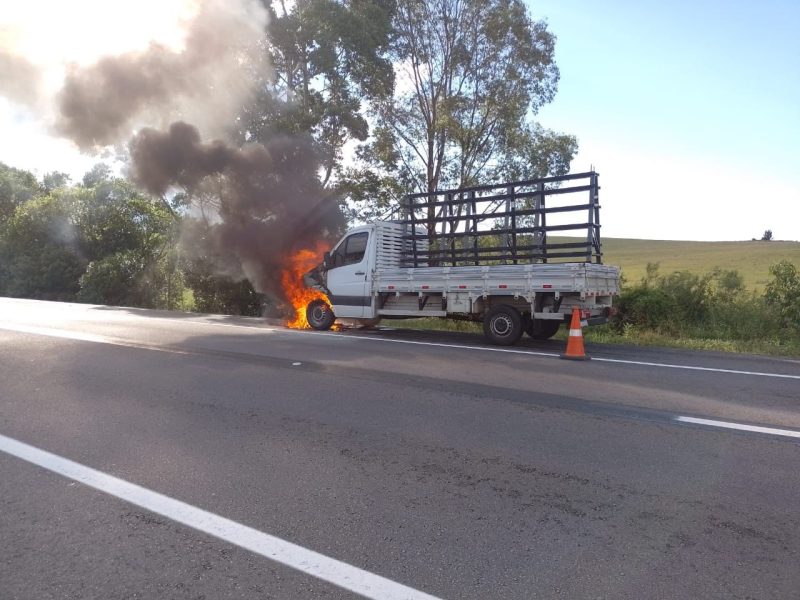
[531,0,799,240]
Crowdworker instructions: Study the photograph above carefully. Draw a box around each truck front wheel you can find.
[483,305,524,346]
[525,318,562,340]
[306,299,335,330]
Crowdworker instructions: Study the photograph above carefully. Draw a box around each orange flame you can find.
[280,242,330,329]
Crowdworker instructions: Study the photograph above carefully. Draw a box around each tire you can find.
[525,318,561,340]
[483,304,524,346]
[306,299,335,330]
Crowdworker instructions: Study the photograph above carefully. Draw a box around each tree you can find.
[41,171,71,192]
[77,250,145,306]
[72,178,172,263]
[73,177,177,306]
[180,216,267,316]
[243,0,395,187]
[0,162,41,224]
[353,0,576,227]
[761,229,773,241]
[82,163,113,188]
[0,192,86,299]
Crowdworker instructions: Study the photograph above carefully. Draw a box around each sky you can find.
[0,0,798,241]
[0,0,195,181]
[531,0,800,240]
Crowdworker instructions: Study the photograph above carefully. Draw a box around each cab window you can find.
[331,232,368,268]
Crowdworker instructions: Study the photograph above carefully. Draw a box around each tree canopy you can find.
[345,0,577,222]
[242,0,395,187]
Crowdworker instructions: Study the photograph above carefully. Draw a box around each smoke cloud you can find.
[54,0,267,149]
[0,50,41,106]
[130,122,344,299]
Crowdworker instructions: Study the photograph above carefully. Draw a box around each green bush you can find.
[765,260,800,333]
[612,263,795,346]
[613,286,677,332]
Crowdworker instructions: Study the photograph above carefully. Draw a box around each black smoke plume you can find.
[130,122,344,301]
[54,0,266,149]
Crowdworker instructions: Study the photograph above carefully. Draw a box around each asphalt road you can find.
[1,297,799,599]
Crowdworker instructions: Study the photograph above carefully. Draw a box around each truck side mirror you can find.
[322,251,331,270]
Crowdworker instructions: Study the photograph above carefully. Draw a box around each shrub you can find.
[612,265,778,341]
[765,261,800,333]
[613,287,677,332]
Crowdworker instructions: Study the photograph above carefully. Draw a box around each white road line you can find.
[675,416,800,439]
[288,329,800,380]
[0,433,443,600]
[316,331,562,358]
[0,321,562,359]
[591,357,800,380]
[3,320,799,381]
[79,315,564,358]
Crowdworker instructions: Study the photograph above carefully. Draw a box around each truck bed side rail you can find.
[395,171,602,267]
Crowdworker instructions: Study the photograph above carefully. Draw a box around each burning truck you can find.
[292,171,620,346]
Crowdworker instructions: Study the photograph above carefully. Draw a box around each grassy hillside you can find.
[594,238,800,290]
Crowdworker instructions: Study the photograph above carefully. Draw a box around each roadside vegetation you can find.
[3,162,799,356]
[0,0,797,356]
[0,162,266,316]
[595,261,800,356]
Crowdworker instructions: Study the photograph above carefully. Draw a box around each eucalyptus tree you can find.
[243,0,396,188]
[355,0,577,224]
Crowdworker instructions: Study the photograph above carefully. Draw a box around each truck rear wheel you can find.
[306,299,335,330]
[525,318,561,340]
[483,305,524,346]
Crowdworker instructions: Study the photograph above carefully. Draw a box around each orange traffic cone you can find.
[561,307,590,361]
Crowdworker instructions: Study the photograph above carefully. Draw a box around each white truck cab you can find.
[322,226,372,318]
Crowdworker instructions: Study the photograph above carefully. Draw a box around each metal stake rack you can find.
[396,171,602,267]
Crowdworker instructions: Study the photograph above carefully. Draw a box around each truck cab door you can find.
[326,231,371,318]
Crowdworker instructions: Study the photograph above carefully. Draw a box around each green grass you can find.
[385,319,800,357]
[385,318,481,333]
[584,324,800,357]
[596,238,800,291]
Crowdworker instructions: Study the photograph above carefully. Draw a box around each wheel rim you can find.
[490,314,513,337]
[311,305,327,324]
